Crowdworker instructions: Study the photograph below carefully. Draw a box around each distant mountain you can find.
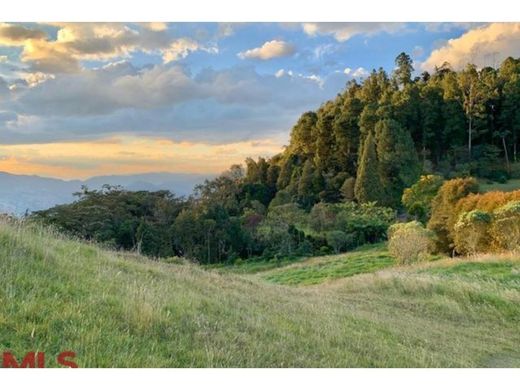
[0,171,213,215]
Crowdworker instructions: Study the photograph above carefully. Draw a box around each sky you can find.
[0,22,519,179]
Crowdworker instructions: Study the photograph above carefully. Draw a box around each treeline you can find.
[32,53,520,263]
[32,181,395,262]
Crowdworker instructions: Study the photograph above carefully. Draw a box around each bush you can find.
[340,177,356,202]
[490,201,520,251]
[456,189,520,214]
[402,175,444,223]
[427,177,479,253]
[388,221,434,265]
[326,230,352,254]
[453,210,492,255]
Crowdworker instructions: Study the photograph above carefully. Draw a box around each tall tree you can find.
[458,64,486,157]
[394,52,414,87]
[354,132,384,204]
[375,119,421,206]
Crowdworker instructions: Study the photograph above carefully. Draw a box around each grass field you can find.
[479,178,520,193]
[1,220,519,367]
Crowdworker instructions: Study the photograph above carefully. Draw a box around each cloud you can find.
[302,22,406,42]
[0,136,285,178]
[422,23,520,70]
[162,38,217,63]
[238,40,295,60]
[343,67,368,78]
[423,22,486,33]
[23,72,55,87]
[0,23,214,74]
[2,63,354,145]
[0,23,47,45]
[138,22,168,32]
[162,38,201,63]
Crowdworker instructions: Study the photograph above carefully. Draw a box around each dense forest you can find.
[33,53,520,263]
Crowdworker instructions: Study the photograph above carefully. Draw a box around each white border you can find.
[1,0,519,22]
[1,0,519,388]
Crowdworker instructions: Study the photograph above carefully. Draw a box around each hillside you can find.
[1,220,519,367]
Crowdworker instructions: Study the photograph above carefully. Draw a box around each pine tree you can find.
[297,159,316,209]
[375,119,421,206]
[354,132,384,204]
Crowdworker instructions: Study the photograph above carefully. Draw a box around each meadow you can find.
[1,220,519,367]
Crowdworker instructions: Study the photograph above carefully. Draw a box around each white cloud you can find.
[0,23,212,74]
[23,72,55,88]
[422,23,520,70]
[238,40,294,60]
[302,22,406,42]
[344,67,368,78]
[275,69,293,78]
[162,38,201,63]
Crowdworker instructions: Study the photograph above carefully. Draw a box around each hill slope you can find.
[0,221,519,367]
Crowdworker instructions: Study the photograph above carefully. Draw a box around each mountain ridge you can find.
[0,171,214,215]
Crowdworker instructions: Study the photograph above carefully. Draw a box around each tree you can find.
[402,175,444,223]
[427,177,479,253]
[340,177,356,202]
[394,52,414,87]
[297,159,317,209]
[289,111,318,157]
[375,119,421,207]
[499,57,520,163]
[354,132,384,204]
[458,64,486,157]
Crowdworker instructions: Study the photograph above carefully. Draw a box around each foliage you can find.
[427,177,479,253]
[490,201,520,251]
[402,175,444,222]
[326,230,351,254]
[354,132,384,204]
[375,119,421,206]
[32,54,520,264]
[388,221,434,264]
[31,186,185,258]
[453,210,492,255]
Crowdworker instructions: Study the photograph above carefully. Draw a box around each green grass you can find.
[423,260,520,289]
[479,178,520,193]
[261,244,395,285]
[206,255,309,274]
[1,221,520,367]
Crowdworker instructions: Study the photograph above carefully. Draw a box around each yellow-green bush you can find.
[427,177,479,253]
[490,201,520,251]
[453,210,492,255]
[388,221,434,265]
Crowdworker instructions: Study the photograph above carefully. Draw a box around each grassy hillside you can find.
[479,178,520,193]
[1,221,519,367]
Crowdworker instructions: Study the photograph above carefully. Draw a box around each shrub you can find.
[326,230,351,254]
[387,221,434,265]
[453,210,492,255]
[427,177,479,253]
[340,177,356,202]
[490,201,520,251]
[402,175,444,223]
[456,189,520,214]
